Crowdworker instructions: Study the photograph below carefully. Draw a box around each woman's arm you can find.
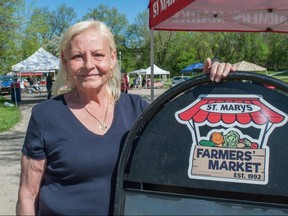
[16,155,46,215]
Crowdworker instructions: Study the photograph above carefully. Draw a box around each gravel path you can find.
[0,93,47,215]
[0,88,167,215]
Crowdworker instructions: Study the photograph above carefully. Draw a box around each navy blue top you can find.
[22,93,149,215]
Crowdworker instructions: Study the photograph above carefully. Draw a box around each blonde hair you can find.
[52,20,121,101]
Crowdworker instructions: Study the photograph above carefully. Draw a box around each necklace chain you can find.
[77,91,109,131]
[83,104,109,131]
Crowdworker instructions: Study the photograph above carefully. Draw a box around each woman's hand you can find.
[203,58,238,82]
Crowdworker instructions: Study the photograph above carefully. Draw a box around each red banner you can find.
[149,0,194,29]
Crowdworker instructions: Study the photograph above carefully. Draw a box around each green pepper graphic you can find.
[199,140,215,147]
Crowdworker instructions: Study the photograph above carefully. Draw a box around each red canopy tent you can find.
[149,0,288,32]
[148,0,288,99]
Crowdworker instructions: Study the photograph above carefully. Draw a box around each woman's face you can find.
[62,29,116,92]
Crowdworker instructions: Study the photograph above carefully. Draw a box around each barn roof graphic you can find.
[178,96,285,125]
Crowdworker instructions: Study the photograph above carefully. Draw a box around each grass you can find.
[259,71,288,83]
[270,75,288,83]
[0,96,21,132]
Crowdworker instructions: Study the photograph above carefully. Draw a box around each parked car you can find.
[0,75,14,94]
[170,76,190,87]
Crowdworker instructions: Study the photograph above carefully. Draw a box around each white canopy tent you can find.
[128,65,170,76]
[128,68,146,75]
[128,65,170,86]
[145,64,170,75]
[12,48,60,73]
[128,65,170,89]
[143,64,170,84]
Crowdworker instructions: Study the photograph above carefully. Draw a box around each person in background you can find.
[142,77,146,88]
[46,73,54,99]
[137,73,142,90]
[133,76,137,89]
[16,20,237,216]
[147,78,151,88]
[26,76,31,85]
[126,72,130,84]
[121,72,129,93]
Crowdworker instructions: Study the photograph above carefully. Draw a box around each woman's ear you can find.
[61,51,68,70]
[111,49,117,68]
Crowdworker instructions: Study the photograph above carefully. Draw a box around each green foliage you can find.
[1,1,288,77]
[0,0,24,73]
[155,31,288,75]
[20,4,77,59]
[124,10,151,71]
[164,32,197,76]
[82,4,128,38]
[49,4,77,37]
[43,35,61,57]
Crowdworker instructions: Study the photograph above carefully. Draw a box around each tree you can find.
[124,10,150,71]
[264,33,288,70]
[82,4,128,38]
[19,4,77,60]
[49,4,77,38]
[190,32,215,62]
[0,0,24,73]
[45,4,77,56]
[21,7,51,58]
[163,32,196,76]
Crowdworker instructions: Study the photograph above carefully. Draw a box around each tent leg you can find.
[13,81,17,107]
[150,29,155,101]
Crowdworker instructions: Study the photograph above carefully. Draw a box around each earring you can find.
[66,77,70,81]
[110,73,114,78]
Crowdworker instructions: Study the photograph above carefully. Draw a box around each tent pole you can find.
[150,29,155,101]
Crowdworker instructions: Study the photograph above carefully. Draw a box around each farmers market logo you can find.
[175,94,288,185]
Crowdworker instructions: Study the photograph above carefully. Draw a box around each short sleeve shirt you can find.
[22,93,149,215]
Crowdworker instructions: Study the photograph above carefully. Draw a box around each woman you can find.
[16,20,236,215]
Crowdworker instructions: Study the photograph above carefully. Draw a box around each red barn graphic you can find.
[175,94,288,185]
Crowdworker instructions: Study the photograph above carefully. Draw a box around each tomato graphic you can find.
[251,142,259,149]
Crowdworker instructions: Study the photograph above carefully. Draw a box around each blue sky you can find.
[26,0,150,24]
